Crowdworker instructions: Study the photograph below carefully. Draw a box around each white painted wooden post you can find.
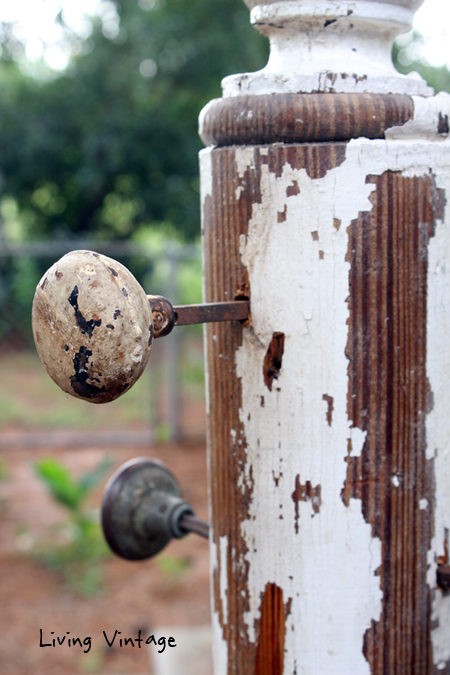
[199,1,450,673]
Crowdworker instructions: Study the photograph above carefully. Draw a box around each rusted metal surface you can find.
[148,297,250,337]
[101,457,194,560]
[32,250,153,404]
[203,143,348,674]
[342,171,445,674]
[437,565,450,591]
[179,514,210,539]
[200,93,414,147]
[147,294,175,338]
[174,301,250,327]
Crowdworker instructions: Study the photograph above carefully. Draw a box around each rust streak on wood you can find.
[342,171,445,674]
[200,93,414,147]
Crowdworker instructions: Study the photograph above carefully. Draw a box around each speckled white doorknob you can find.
[32,250,153,404]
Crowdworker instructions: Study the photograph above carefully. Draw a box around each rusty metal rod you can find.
[178,513,210,539]
[174,300,250,326]
[148,297,250,338]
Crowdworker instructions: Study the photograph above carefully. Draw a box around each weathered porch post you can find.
[199,1,450,672]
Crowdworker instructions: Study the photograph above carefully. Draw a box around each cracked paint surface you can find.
[426,164,450,668]
[236,143,448,672]
[201,94,450,673]
[235,148,383,673]
[343,169,443,672]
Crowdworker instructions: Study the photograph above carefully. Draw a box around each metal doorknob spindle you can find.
[31,250,249,404]
[101,457,209,561]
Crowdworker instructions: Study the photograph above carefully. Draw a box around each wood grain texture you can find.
[254,583,287,675]
[200,93,414,147]
[202,143,348,675]
[343,171,445,674]
[203,147,252,674]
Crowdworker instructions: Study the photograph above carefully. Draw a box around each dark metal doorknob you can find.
[101,457,209,561]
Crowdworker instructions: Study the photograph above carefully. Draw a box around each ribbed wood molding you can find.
[199,93,414,146]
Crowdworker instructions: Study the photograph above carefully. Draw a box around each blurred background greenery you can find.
[0,0,270,350]
[0,0,447,403]
[0,0,268,243]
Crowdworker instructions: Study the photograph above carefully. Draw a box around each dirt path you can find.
[0,440,210,675]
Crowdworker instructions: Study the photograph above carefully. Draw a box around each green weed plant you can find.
[33,456,113,597]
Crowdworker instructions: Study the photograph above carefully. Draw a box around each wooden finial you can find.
[223,0,432,96]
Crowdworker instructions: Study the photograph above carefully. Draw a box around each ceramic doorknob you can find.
[32,250,153,404]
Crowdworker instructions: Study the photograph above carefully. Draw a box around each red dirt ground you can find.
[0,439,210,675]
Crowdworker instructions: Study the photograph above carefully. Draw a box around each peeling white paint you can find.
[219,536,229,624]
[200,2,450,671]
[211,609,228,675]
[386,92,450,140]
[235,147,256,179]
[199,10,450,665]
[228,134,450,672]
[425,136,450,666]
[199,148,213,204]
[392,474,400,487]
[235,185,244,200]
[210,538,229,675]
[223,0,432,97]
[235,146,382,673]
[349,426,366,456]
[223,69,431,98]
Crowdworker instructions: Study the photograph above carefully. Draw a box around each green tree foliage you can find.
[392,30,450,95]
[1,9,449,246]
[0,0,269,242]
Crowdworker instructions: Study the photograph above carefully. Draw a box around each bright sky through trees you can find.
[413,0,450,67]
[0,0,448,72]
[0,0,114,70]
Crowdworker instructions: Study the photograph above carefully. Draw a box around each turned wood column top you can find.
[243,0,424,10]
[222,0,432,97]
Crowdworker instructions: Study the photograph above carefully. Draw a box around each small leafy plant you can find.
[33,455,113,597]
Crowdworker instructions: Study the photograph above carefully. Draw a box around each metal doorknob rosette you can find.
[101,457,209,560]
